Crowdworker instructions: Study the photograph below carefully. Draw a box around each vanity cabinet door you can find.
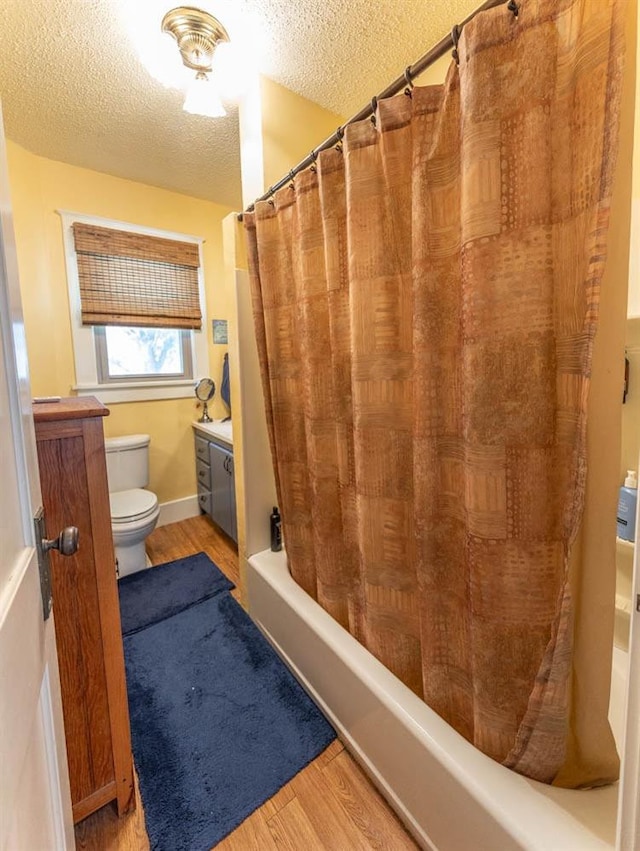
[209,441,234,539]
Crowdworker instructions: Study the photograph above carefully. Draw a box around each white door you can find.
[0,106,74,849]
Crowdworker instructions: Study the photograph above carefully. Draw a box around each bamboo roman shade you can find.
[72,223,202,329]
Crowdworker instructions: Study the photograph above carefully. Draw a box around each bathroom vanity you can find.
[33,397,134,823]
[192,420,237,543]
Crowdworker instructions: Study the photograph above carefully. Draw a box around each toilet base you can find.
[111,500,160,579]
[115,540,150,578]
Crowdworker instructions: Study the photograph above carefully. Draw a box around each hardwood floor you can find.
[75,515,418,850]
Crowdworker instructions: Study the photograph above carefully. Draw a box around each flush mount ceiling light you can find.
[161,6,229,117]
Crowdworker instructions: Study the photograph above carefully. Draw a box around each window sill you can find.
[73,380,195,404]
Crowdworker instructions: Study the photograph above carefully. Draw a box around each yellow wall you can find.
[238,76,346,208]
[7,141,233,504]
[259,77,345,191]
[413,52,451,87]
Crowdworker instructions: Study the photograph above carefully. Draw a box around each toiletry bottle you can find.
[270,506,282,552]
[617,470,638,542]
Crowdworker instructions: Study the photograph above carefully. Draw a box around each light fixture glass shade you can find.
[210,41,255,101]
[183,73,226,118]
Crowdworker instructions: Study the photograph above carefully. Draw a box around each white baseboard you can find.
[157,494,199,527]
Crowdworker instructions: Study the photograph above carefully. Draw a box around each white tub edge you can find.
[247,548,616,851]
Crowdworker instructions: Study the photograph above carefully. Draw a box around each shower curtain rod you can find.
[239,0,515,218]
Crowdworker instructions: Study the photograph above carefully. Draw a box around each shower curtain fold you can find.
[244,0,624,786]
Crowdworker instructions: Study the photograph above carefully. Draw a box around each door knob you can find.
[43,526,79,557]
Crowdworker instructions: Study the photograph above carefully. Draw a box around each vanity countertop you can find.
[192,419,233,446]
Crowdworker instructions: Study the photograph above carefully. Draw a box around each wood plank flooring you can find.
[75,515,419,850]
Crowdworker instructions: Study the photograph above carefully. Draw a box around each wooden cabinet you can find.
[193,425,237,542]
[33,396,134,823]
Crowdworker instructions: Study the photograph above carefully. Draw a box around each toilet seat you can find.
[110,488,158,523]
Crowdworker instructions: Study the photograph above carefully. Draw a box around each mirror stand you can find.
[199,400,213,423]
[195,377,216,423]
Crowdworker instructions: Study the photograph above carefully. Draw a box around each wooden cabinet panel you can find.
[37,434,114,802]
[34,397,134,824]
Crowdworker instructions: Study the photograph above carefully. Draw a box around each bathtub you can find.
[247,548,626,851]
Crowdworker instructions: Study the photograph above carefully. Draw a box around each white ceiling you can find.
[0,0,479,210]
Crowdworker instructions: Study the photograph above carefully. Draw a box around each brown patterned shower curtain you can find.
[244,0,624,786]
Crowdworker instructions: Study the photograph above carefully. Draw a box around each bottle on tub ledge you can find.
[270,506,282,552]
[617,470,638,543]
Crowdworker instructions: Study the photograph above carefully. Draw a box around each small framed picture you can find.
[212,319,228,344]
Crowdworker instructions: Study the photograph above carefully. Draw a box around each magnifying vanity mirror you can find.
[195,377,215,423]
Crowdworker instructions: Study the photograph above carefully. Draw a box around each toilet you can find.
[104,434,160,577]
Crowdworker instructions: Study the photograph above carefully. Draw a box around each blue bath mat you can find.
[118,552,234,636]
[123,585,336,851]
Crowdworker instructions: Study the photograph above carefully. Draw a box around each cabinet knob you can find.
[43,526,79,557]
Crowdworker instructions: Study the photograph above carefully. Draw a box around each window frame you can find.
[59,211,208,404]
[94,326,194,384]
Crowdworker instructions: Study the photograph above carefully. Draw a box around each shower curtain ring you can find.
[370,95,378,126]
[403,66,414,97]
[451,24,461,65]
[507,0,519,16]
[288,169,296,190]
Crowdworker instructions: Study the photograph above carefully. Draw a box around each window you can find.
[60,212,208,403]
[95,326,193,382]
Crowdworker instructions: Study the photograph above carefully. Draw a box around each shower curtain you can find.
[244,0,624,786]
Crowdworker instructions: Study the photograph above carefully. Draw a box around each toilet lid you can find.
[110,489,158,523]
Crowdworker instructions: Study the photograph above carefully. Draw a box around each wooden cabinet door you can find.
[34,399,134,823]
[37,428,116,811]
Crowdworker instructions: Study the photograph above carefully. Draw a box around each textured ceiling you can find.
[252,0,480,115]
[0,0,480,209]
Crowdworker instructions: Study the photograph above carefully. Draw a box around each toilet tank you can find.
[104,434,150,493]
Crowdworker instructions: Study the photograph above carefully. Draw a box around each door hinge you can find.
[34,506,52,621]
[636,594,640,613]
